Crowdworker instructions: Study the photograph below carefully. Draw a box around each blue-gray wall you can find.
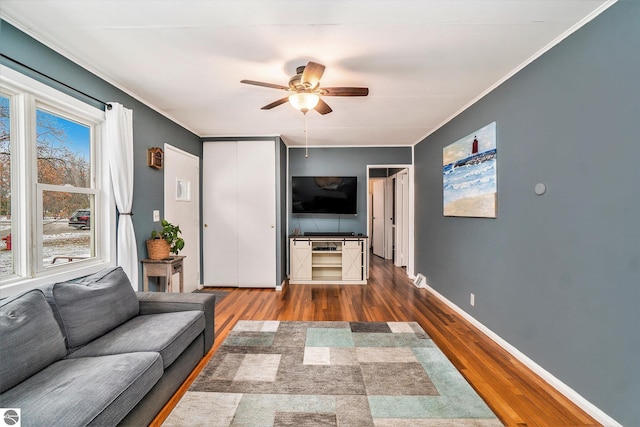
[413,1,639,425]
[288,146,412,235]
[1,20,203,289]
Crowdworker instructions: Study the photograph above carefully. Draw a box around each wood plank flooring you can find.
[152,255,601,427]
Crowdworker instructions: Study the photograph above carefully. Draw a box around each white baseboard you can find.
[422,283,622,427]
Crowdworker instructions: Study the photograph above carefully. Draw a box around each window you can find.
[0,66,114,296]
[0,94,12,278]
[36,107,96,269]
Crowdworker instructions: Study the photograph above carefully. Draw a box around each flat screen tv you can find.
[292,176,358,214]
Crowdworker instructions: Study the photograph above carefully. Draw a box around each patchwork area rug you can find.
[164,321,503,426]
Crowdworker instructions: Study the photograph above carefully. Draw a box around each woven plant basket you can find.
[146,239,170,260]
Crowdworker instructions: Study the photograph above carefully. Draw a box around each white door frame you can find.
[366,165,414,278]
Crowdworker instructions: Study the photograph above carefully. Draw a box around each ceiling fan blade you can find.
[314,98,333,115]
[322,87,369,96]
[301,61,325,88]
[261,97,289,110]
[241,79,289,90]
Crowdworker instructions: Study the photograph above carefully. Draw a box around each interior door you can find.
[163,144,200,293]
[236,140,276,287]
[372,179,385,258]
[384,177,394,260]
[401,170,410,267]
[394,169,409,267]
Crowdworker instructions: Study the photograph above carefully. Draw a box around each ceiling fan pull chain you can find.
[305,114,309,158]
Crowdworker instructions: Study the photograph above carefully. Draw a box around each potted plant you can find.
[146,219,185,260]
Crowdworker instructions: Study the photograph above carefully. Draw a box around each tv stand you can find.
[289,235,368,285]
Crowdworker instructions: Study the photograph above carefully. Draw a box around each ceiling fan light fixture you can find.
[289,92,319,113]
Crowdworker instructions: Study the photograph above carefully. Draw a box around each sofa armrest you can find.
[136,292,215,352]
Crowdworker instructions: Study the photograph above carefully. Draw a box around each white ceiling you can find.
[1,0,613,147]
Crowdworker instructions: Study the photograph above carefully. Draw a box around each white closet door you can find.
[202,141,238,286]
[237,140,276,287]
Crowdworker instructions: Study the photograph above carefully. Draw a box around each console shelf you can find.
[289,236,368,285]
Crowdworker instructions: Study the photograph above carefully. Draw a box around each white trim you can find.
[422,283,623,427]
[204,138,416,150]
[411,0,619,146]
[0,15,198,136]
[285,143,415,149]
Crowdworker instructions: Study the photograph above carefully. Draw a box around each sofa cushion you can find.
[67,310,205,369]
[138,291,216,352]
[0,289,67,393]
[43,267,139,352]
[0,352,163,427]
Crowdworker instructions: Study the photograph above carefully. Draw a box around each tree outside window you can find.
[36,108,95,269]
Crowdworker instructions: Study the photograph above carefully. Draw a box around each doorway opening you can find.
[367,166,413,276]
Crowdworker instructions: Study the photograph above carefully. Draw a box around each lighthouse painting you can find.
[443,122,497,218]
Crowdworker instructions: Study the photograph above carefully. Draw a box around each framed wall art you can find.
[443,122,497,218]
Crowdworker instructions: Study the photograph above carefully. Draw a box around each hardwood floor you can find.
[152,255,601,427]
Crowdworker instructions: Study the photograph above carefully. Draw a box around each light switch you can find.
[153,210,160,222]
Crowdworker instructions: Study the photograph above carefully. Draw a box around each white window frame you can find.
[0,65,115,297]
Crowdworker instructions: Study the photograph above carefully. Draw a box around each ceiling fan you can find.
[241,61,368,115]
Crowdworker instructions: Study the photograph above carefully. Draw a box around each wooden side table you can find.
[141,256,185,293]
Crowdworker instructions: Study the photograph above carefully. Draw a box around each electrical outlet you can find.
[153,210,160,222]
[470,293,475,306]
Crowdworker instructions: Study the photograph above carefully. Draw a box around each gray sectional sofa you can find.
[0,267,215,426]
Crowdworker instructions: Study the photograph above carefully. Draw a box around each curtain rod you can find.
[1,53,113,110]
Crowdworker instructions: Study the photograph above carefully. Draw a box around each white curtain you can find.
[106,103,138,290]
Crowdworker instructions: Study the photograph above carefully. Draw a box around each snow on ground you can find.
[0,220,91,276]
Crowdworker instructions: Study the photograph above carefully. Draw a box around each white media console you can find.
[289,235,369,285]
